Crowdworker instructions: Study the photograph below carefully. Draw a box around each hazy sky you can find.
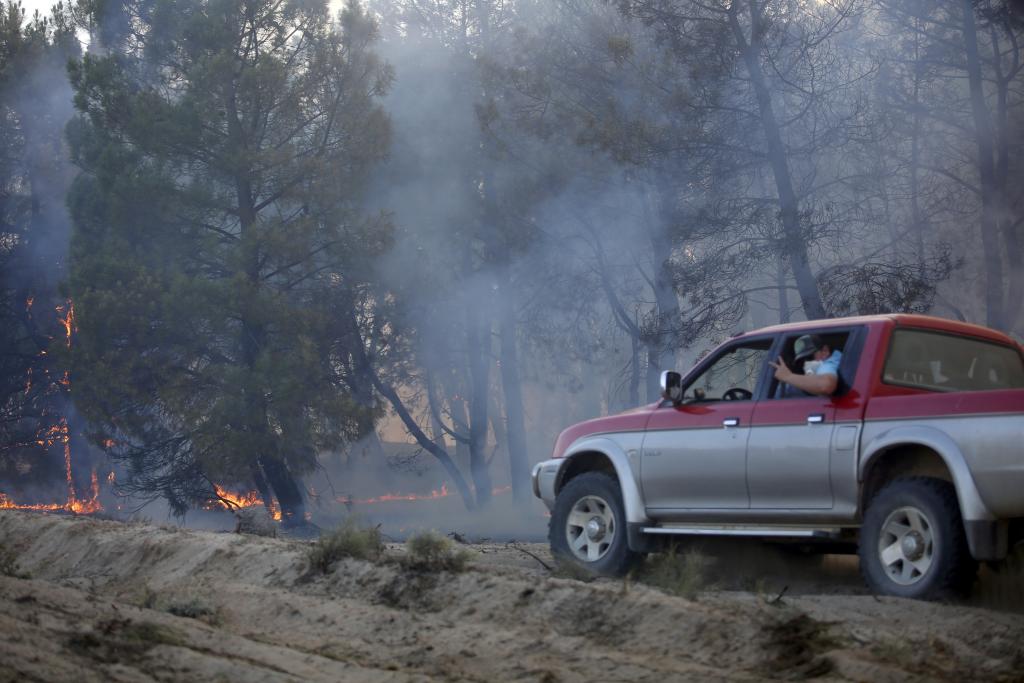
[20,0,53,18]
[17,0,347,20]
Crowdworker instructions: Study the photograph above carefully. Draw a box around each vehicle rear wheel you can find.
[549,472,642,576]
[859,477,976,599]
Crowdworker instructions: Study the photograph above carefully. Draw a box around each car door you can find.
[746,327,865,509]
[747,395,838,509]
[641,338,773,512]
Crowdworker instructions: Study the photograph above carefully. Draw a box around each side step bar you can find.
[642,525,843,538]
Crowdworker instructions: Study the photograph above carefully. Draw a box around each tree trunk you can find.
[465,301,493,507]
[227,83,304,524]
[960,0,1005,330]
[488,390,507,459]
[425,369,449,445]
[988,28,1023,329]
[259,457,305,526]
[644,186,683,402]
[351,357,386,463]
[729,1,825,320]
[776,256,791,324]
[590,224,643,408]
[910,24,926,264]
[372,376,476,510]
[250,464,273,516]
[474,0,524,501]
[629,335,641,408]
[496,276,530,502]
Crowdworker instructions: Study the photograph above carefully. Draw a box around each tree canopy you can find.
[65,0,392,519]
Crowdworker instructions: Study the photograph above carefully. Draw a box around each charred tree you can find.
[0,3,83,497]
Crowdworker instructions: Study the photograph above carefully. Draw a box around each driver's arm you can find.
[768,357,837,396]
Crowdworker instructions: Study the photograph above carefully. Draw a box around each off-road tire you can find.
[549,472,642,577]
[859,477,976,600]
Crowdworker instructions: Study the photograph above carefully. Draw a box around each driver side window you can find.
[684,340,772,403]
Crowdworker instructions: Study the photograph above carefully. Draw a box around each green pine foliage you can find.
[65,0,393,515]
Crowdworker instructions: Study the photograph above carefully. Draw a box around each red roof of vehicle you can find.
[745,314,1017,346]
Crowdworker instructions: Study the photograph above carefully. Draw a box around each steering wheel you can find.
[722,387,753,401]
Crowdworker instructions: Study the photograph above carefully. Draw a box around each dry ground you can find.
[1,510,1022,682]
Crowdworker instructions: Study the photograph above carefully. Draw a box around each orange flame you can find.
[2,298,105,516]
[67,469,102,514]
[0,493,64,512]
[0,468,103,515]
[56,300,75,348]
[207,485,282,522]
[211,484,261,509]
[341,483,512,506]
[345,483,450,505]
[52,419,77,503]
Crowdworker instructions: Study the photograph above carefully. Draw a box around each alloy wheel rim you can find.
[878,505,935,586]
[566,495,615,562]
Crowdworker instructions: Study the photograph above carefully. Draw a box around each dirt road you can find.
[1,510,1021,682]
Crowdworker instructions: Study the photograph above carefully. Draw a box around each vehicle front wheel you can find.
[549,471,642,577]
[859,477,976,599]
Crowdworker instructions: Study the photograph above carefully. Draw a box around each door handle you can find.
[807,413,825,425]
[723,417,739,427]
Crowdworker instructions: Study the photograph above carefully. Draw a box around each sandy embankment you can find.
[0,510,1022,682]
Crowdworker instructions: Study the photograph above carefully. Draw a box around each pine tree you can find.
[66,0,392,521]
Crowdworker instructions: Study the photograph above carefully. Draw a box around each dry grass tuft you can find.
[402,531,472,573]
[637,545,712,599]
[307,518,384,574]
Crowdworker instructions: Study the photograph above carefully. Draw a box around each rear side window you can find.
[884,329,1024,392]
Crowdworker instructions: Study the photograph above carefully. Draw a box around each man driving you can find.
[768,334,842,397]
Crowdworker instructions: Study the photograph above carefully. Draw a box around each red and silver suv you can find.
[532,314,1024,599]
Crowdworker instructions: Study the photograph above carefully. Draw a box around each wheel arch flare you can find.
[556,435,649,526]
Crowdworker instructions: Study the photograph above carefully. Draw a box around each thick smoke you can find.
[1,0,1022,537]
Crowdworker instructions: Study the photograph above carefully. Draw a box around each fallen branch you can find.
[766,585,789,605]
[506,542,552,571]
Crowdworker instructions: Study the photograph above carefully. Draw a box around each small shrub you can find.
[637,545,712,599]
[165,596,219,623]
[0,542,28,579]
[403,531,472,573]
[307,518,384,574]
[139,586,159,609]
[67,618,183,663]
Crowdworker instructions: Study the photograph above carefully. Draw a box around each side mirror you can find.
[660,370,683,405]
